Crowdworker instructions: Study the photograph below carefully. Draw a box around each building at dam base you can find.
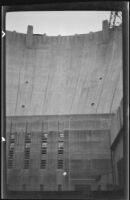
[6,20,123,193]
[6,113,123,192]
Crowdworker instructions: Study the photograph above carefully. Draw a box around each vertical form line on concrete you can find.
[28,49,37,113]
[109,69,122,113]
[14,61,22,115]
[96,36,115,113]
[42,61,51,114]
[69,46,84,114]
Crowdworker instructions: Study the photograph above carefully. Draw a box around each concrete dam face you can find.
[6,21,122,116]
[6,20,123,193]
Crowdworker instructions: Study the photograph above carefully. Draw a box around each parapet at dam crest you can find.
[6,20,122,116]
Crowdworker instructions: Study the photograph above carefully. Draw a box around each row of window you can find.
[8,132,65,169]
[40,159,63,169]
[40,142,64,155]
[8,159,64,169]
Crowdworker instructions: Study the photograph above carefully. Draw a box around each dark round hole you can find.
[21,105,25,108]
[25,81,28,84]
[99,77,102,80]
[91,103,95,106]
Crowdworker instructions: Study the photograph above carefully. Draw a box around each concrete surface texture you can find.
[6,114,112,191]
[6,21,123,116]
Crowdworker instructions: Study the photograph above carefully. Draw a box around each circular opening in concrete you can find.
[25,81,28,84]
[91,103,95,106]
[21,105,25,108]
[99,77,102,80]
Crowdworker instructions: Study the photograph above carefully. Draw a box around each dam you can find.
[6,20,123,196]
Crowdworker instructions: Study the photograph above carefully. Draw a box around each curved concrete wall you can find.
[6,22,122,116]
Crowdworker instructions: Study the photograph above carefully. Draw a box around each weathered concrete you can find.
[6,114,113,132]
[6,21,122,116]
[6,114,112,191]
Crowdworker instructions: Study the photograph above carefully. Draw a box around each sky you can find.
[6,11,111,36]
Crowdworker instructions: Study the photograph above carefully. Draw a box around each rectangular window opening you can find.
[10,139,15,143]
[41,149,47,154]
[58,184,62,191]
[25,143,31,148]
[42,142,47,147]
[8,160,13,169]
[24,159,29,169]
[40,184,44,191]
[57,160,63,169]
[40,160,46,169]
[25,133,31,142]
[58,133,64,142]
[41,133,48,141]
[58,149,64,154]
[10,133,15,139]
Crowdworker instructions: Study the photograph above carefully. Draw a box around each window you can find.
[58,140,64,155]
[58,149,64,154]
[9,133,15,146]
[58,184,62,191]
[10,133,15,140]
[41,133,48,142]
[58,132,64,142]
[10,143,15,148]
[41,143,47,154]
[58,160,63,169]
[8,150,14,159]
[60,133,64,137]
[24,159,29,169]
[42,142,47,148]
[8,159,13,169]
[25,143,31,148]
[24,150,30,159]
[41,149,47,154]
[25,133,31,142]
[58,142,64,148]
[24,148,30,159]
[59,133,64,138]
[40,184,44,191]
[40,160,46,169]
